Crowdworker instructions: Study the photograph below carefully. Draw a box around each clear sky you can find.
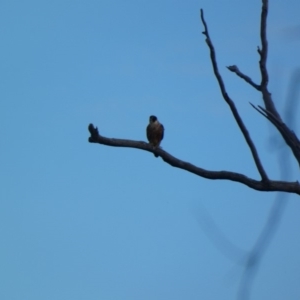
[1,0,300,299]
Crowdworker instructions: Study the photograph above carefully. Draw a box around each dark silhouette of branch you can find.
[257,0,300,168]
[227,0,300,168]
[200,9,268,182]
[254,0,279,118]
[88,124,300,195]
[227,65,261,91]
[257,0,278,116]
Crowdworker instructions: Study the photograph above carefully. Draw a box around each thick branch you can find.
[200,9,268,182]
[227,65,261,91]
[88,124,300,195]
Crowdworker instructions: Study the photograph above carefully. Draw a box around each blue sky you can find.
[1,0,300,299]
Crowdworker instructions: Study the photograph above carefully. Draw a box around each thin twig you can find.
[200,9,269,182]
[249,102,268,119]
[227,65,261,91]
[250,103,300,167]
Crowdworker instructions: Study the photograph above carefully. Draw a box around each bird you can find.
[146,115,164,157]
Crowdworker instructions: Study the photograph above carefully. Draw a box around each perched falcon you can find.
[146,115,164,157]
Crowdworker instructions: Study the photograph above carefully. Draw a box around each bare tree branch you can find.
[259,1,269,92]
[257,0,280,118]
[227,65,261,91]
[224,0,300,168]
[200,9,269,182]
[88,124,300,195]
[257,1,300,166]
[87,5,300,191]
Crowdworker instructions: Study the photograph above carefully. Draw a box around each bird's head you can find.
[149,115,158,123]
